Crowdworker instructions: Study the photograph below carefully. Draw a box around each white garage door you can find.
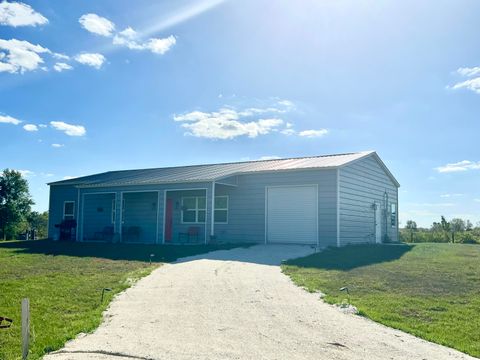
[266,185,318,244]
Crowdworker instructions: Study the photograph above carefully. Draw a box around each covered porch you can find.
[77,180,235,244]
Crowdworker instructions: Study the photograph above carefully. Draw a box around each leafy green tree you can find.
[0,169,34,240]
[405,220,417,242]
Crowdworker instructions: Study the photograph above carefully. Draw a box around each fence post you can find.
[21,298,29,360]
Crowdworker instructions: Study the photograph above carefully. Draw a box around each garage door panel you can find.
[267,186,317,244]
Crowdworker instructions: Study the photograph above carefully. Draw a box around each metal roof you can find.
[48,151,398,188]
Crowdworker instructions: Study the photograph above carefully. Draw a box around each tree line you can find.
[0,169,48,240]
[401,216,480,244]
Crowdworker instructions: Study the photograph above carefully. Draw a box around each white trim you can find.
[181,196,206,224]
[63,201,75,220]
[156,191,161,244]
[336,168,340,247]
[162,190,167,244]
[264,184,319,245]
[210,182,215,237]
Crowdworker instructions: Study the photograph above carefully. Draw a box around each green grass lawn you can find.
[0,240,247,360]
[282,243,480,358]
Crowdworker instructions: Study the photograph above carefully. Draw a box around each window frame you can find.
[63,201,75,220]
[181,196,206,224]
[214,195,229,224]
[390,203,397,227]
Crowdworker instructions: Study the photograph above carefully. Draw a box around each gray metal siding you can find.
[214,169,337,247]
[122,192,158,243]
[47,185,78,239]
[339,155,399,245]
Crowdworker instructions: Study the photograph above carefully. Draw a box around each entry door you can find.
[165,198,173,242]
[375,204,382,243]
[266,185,317,244]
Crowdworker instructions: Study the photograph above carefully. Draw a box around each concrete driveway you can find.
[45,245,475,360]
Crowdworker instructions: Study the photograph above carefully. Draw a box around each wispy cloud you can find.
[440,193,463,198]
[50,121,86,137]
[51,143,64,148]
[23,124,38,132]
[0,114,22,125]
[450,66,480,94]
[0,1,48,27]
[298,129,329,138]
[74,53,106,69]
[53,62,73,72]
[436,160,480,173]
[79,13,115,37]
[80,14,176,56]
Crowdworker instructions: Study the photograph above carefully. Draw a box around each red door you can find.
[165,198,173,242]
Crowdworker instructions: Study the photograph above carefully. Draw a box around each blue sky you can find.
[1,0,479,227]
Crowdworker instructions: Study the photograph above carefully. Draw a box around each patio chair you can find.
[123,226,141,242]
[178,226,200,244]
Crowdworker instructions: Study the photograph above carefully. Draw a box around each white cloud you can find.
[450,66,480,94]
[172,101,318,140]
[62,175,75,180]
[145,36,176,54]
[74,53,105,69]
[0,114,22,125]
[17,169,34,177]
[0,1,48,27]
[113,27,176,55]
[51,143,64,148]
[174,108,285,139]
[451,77,480,94]
[457,66,480,77]
[79,13,115,37]
[50,121,86,137]
[435,160,480,173]
[23,123,38,131]
[53,62,72,72]
[38,124,47,128]
[0,38,50,73]
[407,202,456,208]
[298,129,329,138]
[40,172,54,177]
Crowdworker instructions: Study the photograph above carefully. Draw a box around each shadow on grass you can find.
[0,239,253,263]
[285,244,413,270]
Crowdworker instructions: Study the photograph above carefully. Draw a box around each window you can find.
[63,201,75,220]
[111,199,116,224]
[214,196,228,223]
[391,203,397,227]
[182,197,206,223]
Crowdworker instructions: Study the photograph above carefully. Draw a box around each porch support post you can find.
[210,181,215,239]
[114,191,123,242]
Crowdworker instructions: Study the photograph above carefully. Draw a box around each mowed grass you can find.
[282,243,480,357]
[0,240,247,360]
